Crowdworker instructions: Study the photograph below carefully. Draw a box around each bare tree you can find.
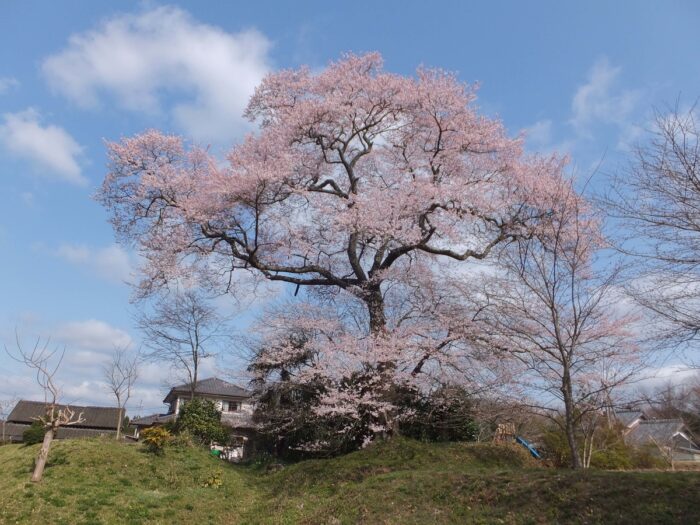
[102,346,140,440]
[0,396,19,443]
[5,334,84,482]
[487,186,642,469]
[603,107,700,367]
[637,374,700,435]
[137,290,227,398]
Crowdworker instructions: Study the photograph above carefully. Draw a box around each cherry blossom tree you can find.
[99,53,575,442]
[485,185,641,469]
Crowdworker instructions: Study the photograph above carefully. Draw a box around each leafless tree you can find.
[487,187,642,469]
[137,290,228,398]
[603,106,700,367]
[102,346,140,440]
[0,396,19,443]
[636,374,700,435]
[5,334,84,482]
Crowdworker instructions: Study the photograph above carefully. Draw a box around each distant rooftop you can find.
[130,413,176,426]
[163,377,250,403]
[614,410,645,427]
[626,419,690,447]
[7,400,121,430]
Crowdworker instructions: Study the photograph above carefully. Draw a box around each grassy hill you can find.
[1,437,699,524]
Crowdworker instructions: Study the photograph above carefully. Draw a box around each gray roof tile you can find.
[131,413,176,426]
[7,400,121,430]
[614,410,645,427]
[163,377,250,403]
[626,419,691,447]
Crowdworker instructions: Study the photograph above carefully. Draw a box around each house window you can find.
[227,401,239,412]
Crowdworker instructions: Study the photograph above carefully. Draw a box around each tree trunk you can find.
[116,407,123,440]
[583,429,594,469]
[363,284,401,438]
[31,427,55,482]
[366,285,386,335]
[562,371,582,470]
[190,358,199,401]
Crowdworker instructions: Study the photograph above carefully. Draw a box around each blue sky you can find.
[1,1,699,413]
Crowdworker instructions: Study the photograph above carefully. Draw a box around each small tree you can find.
[22,421,46,445]
[141,426,172,455]
[102,346,140,440]
[488,185,642,469]
[174,398,228,445]
[638,375,700,435]
[5,334,84,482]
[137,290,227,399]
[0,396,19,444]
[399,385,479,443]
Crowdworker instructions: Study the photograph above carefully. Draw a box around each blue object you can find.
[515,436,541,459]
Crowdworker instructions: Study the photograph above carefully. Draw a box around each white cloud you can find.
[0,374,167,414]
[524,58,645,157]
[0,320,173,413]
[0,108,85,184]
[57,379,169,412]
[0,76,19,94]
[55,243,133,283]
[54,319,132,352]
[570,57,641,139]
[635,364,699,390]
[523,119,576,154]
[525,119,552,148]
[42,6,272,144]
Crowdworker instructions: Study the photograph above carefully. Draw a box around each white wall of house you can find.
[173,395,253,415]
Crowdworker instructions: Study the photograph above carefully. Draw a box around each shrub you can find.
[539,421,666,470]
[399,386,479,443]
[590,444,634,470]
[202,469,223,488]
[174,399,229,445]
[631,444,668,469]
[248,450,277,469]
[539,427,571,467]
[171,429,196,449]
[22,421,46,445]
[142,426,172,455]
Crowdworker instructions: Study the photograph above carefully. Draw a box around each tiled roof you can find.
[7,400,121,430]
[131,413,176,426]
[614,410,645,427]
[1,421,117,442]
[626,419,689,447]
[163,377,250,403]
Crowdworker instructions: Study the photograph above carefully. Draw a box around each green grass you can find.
[1,437,698,524]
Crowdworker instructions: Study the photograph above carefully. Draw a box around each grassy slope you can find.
[1,438,699,525]
[0,439,257,524]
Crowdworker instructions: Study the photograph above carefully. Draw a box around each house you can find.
[612,409,645,429]
[131,377,255,459]
[615,409,700,463]
[626,418,700,462]
[2,400,121,443]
